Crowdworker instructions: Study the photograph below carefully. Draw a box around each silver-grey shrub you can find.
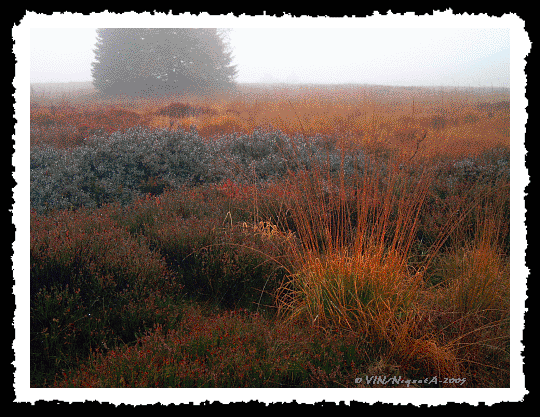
[31,126,368,214]
[30,125,508,215]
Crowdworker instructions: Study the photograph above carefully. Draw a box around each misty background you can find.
[29,28,510,88]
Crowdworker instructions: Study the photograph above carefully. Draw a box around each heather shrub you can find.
[143,215,293,312]
[30,123,87,148]
[31,111,56,127]
[51,304,372,388]
[156,102,217,118]
[30,208,184,386]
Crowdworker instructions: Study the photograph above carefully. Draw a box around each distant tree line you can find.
[91,28,238,97]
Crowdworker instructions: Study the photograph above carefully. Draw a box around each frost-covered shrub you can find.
[214,129,366,182]
[451,148,510,185]
[31,126,368,214]
[31,127,212,212]
[426,147,510,195]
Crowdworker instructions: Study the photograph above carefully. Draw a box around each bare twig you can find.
[407,129,427,163]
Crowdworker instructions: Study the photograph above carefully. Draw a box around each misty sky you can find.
[29,26,510,88]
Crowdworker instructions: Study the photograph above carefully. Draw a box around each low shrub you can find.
[30,208,184,386]
[156,102,217,118]
[30,127,368,214]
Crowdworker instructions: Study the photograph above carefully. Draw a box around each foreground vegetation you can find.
[30,82,510,388]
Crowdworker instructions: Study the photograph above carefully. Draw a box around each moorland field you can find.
[29,81,510,387]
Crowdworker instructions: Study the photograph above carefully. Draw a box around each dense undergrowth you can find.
[29,84,511,388]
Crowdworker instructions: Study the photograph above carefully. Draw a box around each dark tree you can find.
[91,28,238,97]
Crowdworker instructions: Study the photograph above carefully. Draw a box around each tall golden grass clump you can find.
[269,150,510,380]
[274,156,433,338]
[436,185,510,318]
[266,154,475,380]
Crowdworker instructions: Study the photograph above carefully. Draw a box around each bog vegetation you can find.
[30,81,510,388]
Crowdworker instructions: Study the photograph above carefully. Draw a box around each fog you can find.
[29,25,510,88]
